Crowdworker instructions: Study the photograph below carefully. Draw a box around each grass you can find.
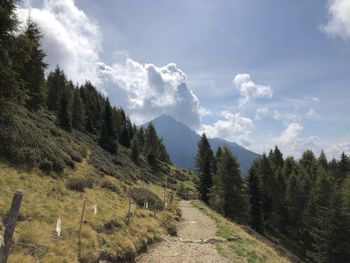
[192,200,301,263]
[0,162,179,263]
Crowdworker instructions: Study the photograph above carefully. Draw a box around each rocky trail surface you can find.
[136,200,231,263]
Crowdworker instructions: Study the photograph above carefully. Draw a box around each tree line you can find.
[195,134,350,263]
[0,1,171,168]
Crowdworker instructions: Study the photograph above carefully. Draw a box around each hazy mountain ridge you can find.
[145,115,259,175]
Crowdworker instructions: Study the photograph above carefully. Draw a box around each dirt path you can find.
[136,200,231,263]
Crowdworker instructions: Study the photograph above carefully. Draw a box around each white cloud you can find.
[276,122,303,147]
[99,60,201,128]
[18,0,102,85]
[321,0,350,39]
[233,73,273,107]
[255,107,270,120]
[200,111,254,146]
[18,0,201,129]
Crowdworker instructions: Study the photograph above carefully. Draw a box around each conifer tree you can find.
[338,152,349,183]
[58,86,72,132]
[0,0,30,112]
[99,99,118,153]
[158,138,171,164]
[144,123,159,166]
[47,66,66,111]
[131,137,140,163]
[72,87,84,130]
[318,151,328,172]
[219,147,249,223]
[21,18,47,110]
[195,133,214,203]
[247,161,264,233]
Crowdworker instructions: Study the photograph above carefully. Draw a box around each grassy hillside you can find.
[0,107,197,262]
[192,201,302,263]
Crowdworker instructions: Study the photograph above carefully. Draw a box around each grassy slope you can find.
[0,108,197,262]
[192,201,302,263]
[0,161,182,263]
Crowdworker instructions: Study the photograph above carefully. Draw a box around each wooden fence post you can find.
[0,191,24,263]
[78,198,87,260]
[127,198,132,225]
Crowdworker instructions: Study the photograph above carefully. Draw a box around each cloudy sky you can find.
[18,0,350,158]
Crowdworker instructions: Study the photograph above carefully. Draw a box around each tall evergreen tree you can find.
[57,86,72,132]
[47,66,66,111]
[219,147,249,223]
[158,138,171,164]
[0,0,30,113]
[131,136,140,163]
[99,99,118,154]
[72,87,84,130]
[21,18,47,110]
[247,161,264,233]
[195,133,214,203]
[144,123,159,166]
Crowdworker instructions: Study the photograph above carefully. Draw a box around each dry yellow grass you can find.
[0,162,178,263]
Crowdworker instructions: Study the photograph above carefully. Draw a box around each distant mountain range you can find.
[144,115,259,175]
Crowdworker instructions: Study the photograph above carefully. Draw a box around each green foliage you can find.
[130,188,164,210]
[72,87,85,130]
[46,66,66,111]
[131,137,140,163]
[66,175,94,192]
[99,99,118,153]
[195,133,214,203]
[247,161,263,233]
[57,86,72,132]
[20,18,47,110]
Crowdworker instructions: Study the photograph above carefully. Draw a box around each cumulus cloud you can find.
[276,122,303,147]
[200,111,254,146]
[18,0,102,84]
[321,0,350,39]
[255,107,270,120]
[233,73,273,106]
[18,0,201,128]
[99,60,201,128]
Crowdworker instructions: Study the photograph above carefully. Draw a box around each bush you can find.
[130,188,164,210]
[66,176,94,192]
[101,178,120,194]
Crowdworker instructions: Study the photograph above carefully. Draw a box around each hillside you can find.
[144,115,259,175]
[0,106,197,262]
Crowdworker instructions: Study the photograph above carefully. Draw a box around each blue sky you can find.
[20,0,350,158]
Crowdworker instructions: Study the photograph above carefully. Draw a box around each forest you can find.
[195,133,350,262]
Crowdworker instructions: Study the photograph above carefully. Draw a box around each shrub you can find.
[66,176,94,192]
[101,178,120,194]
[130,188,164,210]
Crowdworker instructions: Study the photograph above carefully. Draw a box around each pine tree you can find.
[131,137,140,163]
[144,123,159,166]
[72,87,84,130]
[0,0,30,113]
[338,152,349,183]
[219,147,249,223]
[21,18,47,110]
[247,161,264,233]
[47,66,66,111]
[58,86,72,132]
[158,138,171,164]
[318,151,328,172]
[195,133,214,203]
[99,99,118,153]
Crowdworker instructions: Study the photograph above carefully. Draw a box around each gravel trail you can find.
[136,200,231,263]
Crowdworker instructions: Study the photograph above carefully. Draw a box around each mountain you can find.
[145,115,259,175]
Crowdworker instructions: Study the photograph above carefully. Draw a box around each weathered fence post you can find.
[127,197,132,225]
[78,198,87,260]
[0,191,24,263]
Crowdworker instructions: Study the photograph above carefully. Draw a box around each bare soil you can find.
[136,200,231,263]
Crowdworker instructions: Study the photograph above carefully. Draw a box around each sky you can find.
[18,0,350,158]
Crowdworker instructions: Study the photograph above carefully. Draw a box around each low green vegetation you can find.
[192,200,299,263]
